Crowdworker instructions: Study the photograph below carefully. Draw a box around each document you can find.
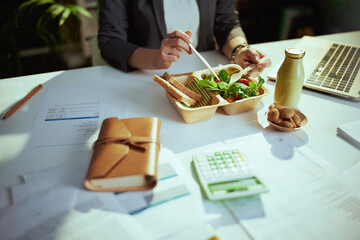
[1,196,148,240]
[26,87,129,153]
[343,161,360,189]
[4,148,206,240]
[222,133,360,240]
[54,209,152,240]
[3,174,129,239]
[337,118,360,150]
[129,148,206,239]
[11,156,90,204]
[162,221,218,240]
[175,132,360,240]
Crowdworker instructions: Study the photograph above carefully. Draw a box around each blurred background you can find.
[0,0,359,79]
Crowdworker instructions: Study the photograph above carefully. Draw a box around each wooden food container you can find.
[163,64,269,123]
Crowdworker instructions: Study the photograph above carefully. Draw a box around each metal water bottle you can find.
[274,47,305,108]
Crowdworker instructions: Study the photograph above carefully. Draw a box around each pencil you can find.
[2,84,43,120]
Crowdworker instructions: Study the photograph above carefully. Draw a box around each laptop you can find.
[267,36,360,101]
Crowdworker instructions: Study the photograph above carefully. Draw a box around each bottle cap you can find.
[285,47,305,59]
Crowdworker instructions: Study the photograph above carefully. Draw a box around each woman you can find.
[98,0,271,76]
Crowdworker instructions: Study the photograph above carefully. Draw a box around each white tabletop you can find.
[0,31,359,238]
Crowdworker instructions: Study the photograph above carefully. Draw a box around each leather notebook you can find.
[84,117,161,192]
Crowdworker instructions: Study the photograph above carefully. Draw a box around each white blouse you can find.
[163,0,200,47]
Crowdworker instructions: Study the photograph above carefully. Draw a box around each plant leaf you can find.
[217,81,229,90]
[227,82,241,96]
[47,4,65,19]
[59,8,71,26]
[218,69,229,82]
[197,80,218,89]
[72,6,94,19]
[257,76,265,88]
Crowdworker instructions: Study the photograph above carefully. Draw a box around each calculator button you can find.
[226,159,234,164]
[212,169,220,174]
[210,165,218,170]
[227,163,235,168]
[216,157,224,162]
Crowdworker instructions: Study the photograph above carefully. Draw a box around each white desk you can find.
[0,31,359,239]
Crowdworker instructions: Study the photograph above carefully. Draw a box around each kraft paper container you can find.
[162,64,269,123]
[219,75,269,115]
[192,64,270,115]
[163,72,222,123]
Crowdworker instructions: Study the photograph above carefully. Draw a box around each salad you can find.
[197,69,265,103]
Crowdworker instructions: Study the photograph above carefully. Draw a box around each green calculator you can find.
[193,149,268,200]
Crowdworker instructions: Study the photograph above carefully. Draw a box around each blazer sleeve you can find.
[97,0,138,72]
[213,0,246,50]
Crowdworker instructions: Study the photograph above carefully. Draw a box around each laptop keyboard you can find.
[306,44,360,93]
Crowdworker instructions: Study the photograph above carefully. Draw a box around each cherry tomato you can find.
[233,94,241,100]
[238,78,250,86]
[226,97,235,103]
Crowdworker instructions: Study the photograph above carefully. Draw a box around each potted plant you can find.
[0,0,93,78]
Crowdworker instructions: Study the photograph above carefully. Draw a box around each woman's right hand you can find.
[157,30,192,69]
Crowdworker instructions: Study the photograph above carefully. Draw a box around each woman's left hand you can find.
[233,47,272,77]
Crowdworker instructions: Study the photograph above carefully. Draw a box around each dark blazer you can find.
[98,0,244,72]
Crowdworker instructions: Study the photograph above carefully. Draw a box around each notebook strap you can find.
[93,136,159,151]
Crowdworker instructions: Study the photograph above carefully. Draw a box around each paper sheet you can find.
[131,148,206,239]
[54,209,152,240]
[337,118,360,150]
[11,157,90,204]
[343,161,360,189]
[175,142,254,240]
[162,221,217,240]
[222,133,360,240]
[4,148,206,240]
[26,87,128,154]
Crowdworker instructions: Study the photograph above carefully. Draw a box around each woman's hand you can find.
[157,30,192,69]
[233,47,272,77]
[128,30,192,70]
